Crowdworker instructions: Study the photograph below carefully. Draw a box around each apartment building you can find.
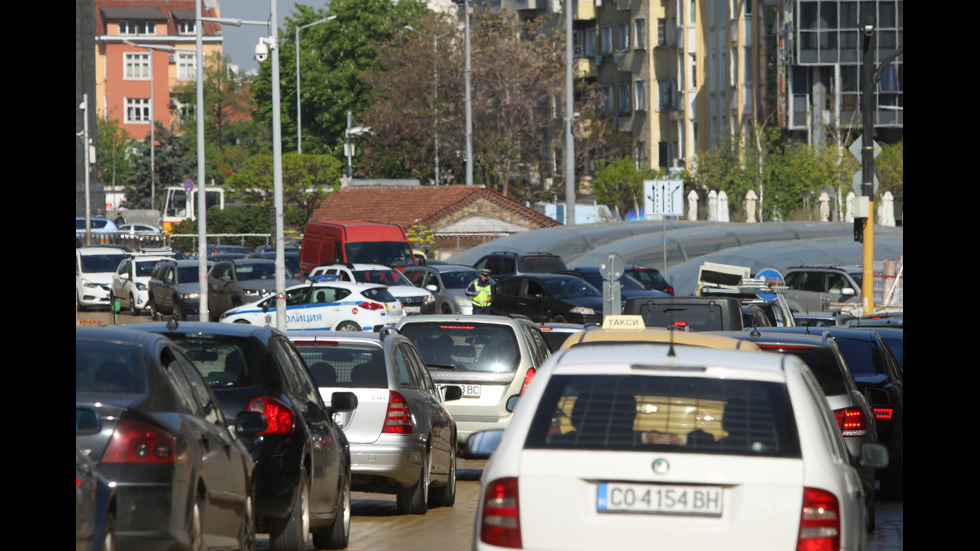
[94,0,223,140]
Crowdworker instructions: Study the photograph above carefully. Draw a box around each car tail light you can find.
[796,487,840,551]
[357,301,384,311]
[102,419,176,464]
[664,286,674,295]
[382,391,413,434]
[872,407,893,420]
[520,367,535,394]
[833,407,867,437]
[480,477,522,548]
[671,321,689,328]
[247,396,295,435]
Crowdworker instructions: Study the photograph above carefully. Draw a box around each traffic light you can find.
[853,217,867,243]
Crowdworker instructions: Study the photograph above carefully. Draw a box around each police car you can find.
[308,263,434,314]
[218,278,404,331]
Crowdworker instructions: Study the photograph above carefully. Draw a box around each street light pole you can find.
[464,0,473,186]
[296,16,336,154]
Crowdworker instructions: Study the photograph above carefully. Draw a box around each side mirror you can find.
[235,411,267,436]
[425,284,439,293]
[865,387,890,408]
[506,395,520,412]
[841,287,856,296]
[466,429,505,458]
[442,385,463,401]
[859,442,889,469]
[329,391,358,413]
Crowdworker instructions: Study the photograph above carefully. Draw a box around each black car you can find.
[556,267,671,302]
[473,251,568,279]
[623,296,745,331]
[207,259,301,320]
[148,260,213,321]
[753,326,904,498]
[76,326,259,550]
[623,265,674,295]
[141,321,356,551]
[492,274,604,324]
[248,251,302,276]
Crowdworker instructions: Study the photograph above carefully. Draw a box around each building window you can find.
[177,53,196,81]
[119,20,156,35]
[634,81,647,111]
[177,20,195,35]
[124,52,150,80]
[585,29,596,56]
[125,98,151,124]
[602,86,612,112]
[635,19,646,49]
[617,23,630,50]
[636,141,647,168]
[657,19,667,46]
[619,84,631,114]
[601,26,613,54]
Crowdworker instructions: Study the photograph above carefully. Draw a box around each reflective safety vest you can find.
[472,281,493,307]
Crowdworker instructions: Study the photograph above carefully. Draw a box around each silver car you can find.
[287,329,460,515]
[403,264,481,315]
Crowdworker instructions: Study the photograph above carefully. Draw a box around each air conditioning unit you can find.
[168,54,175,63]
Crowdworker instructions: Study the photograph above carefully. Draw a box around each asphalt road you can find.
[78,308,903,550]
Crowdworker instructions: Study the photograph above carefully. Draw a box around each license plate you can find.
[404,306,421,313]
[461,384,481,397]
[596,483,722,516]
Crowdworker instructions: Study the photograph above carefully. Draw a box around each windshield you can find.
[440,269,480,289]
[177,265,202,283]
[524,374,800,458]
[628,268,668,288]
[79,253,126,273]
[352,269,409,286]
[135,260,160,277]
[163,334,266,389]
[546,278,601,299]
[400,322,521,373]
[76,340,147,393]
[236,262,293,280]
[292,342,387,389]
[345,241,414,267]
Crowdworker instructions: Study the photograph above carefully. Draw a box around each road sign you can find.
[848,136,881,161]
[643,180,684,217]
[184,179,195,194]
[755,268,784,301]
[852,171,879,196]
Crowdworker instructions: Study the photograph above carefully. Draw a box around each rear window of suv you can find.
[518,255,567,273]
[400,322,521,373]
[754,345,848,396]
[292,342,387,388]
[524,374,801,458]
[164,334,267,389]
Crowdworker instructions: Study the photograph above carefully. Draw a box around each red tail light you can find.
[833,407,867,437]
[382,391,414,434]
[520,367,535,394]
[102,419,176,464]
[247,396,295,435]
[480,477,522,548]
[671,321,689,328]
[357,301,384,311]
[872,407,893,420]
[796,487,840,551]
[665,286,674,295]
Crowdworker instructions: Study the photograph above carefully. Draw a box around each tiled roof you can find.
[95,0,220,36]
[310,185,561,230]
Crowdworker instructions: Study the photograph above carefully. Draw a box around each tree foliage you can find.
[96,116,136,187]
[225,152,343,220]
[124,123,197,209]
[591,158,666,217]
[877,140,903,203]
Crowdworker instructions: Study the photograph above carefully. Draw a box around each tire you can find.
[103,510,116,551]
[239,490,256,551]
[234,319,251,325]
[269,470,309,551]
[441,303,453,314]
[396,449,430,515]
[429,435,456,508]
[148,296,159,320]
[76,290,87,312]
[312,461,350,550]
[174,300,184,322]
[865,487,876,533]
[189,494,204,551]
[336,321,360,332]
[129,293,138,315]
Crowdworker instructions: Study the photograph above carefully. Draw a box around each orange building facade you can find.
[94,0,223,140]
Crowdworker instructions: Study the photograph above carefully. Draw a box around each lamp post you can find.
[403,25,460,185]
[296,16,336,154]
[464,0,473,186]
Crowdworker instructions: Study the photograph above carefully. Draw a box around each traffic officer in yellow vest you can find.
[465,269,495,315]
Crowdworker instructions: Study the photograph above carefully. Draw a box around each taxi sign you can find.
[601,315,645,330]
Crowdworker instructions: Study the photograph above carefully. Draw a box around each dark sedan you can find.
[148,260,213,321]
[76,326,258,550]
[141,321,355,551]
[207,259,301,320]
[492,274,604,324]
[556,267,671,302]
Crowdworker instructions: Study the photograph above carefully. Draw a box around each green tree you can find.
[225,152,343,220]
[591,158,665,217]
[96,116,136,187]
[877,140,903,203]
[125,123,197,209]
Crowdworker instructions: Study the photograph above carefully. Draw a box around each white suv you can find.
[76,247,127,311]
[111,255,172,315]
[309,263,434,314]
[473,344,887,550]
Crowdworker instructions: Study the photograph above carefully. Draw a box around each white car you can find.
[309,263,434,314]
[219,281,404,331]
[472,344,887,551]
[110,255,171,314]
[76,247,127,311]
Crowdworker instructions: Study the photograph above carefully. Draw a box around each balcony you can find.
[575,0,596,20]
[574,57,596,79]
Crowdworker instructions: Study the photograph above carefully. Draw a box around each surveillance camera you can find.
[255,41,269,62]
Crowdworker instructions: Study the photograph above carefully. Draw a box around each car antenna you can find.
[667,325,677,357]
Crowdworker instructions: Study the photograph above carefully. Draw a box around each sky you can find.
[220,1,332,75]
